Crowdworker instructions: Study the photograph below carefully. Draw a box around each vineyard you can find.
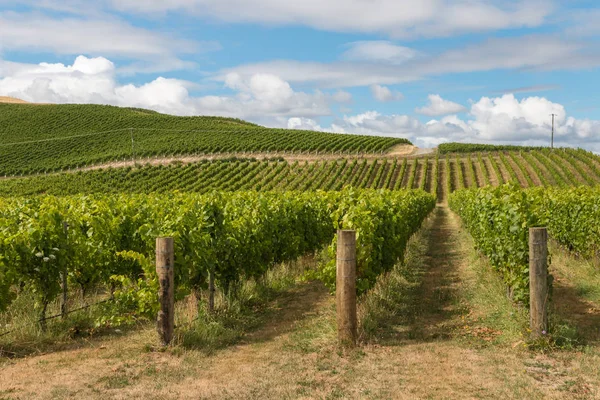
[0,189,434,324]
[3,103,600,396]
[2,147,600,199]
[0,104,408,177]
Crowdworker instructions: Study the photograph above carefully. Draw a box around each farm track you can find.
[436,160,447,204]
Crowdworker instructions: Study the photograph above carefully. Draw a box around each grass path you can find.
[2,207,600,399]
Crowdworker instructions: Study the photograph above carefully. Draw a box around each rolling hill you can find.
[0,103,410,176]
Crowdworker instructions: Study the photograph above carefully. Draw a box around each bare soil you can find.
[517,153,543,186]
[492,154,512,183]
[504,154,529,187]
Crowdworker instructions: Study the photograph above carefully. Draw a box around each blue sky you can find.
[1,0,600,149]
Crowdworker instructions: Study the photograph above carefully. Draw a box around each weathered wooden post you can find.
[156,237,175,346]
[336,230,357,346]
[529,227,548,338]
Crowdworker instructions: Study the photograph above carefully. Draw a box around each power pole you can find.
[130,127,136,164]
[549,114,556,149]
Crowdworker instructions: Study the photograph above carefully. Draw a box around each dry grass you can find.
[0,96,29,104]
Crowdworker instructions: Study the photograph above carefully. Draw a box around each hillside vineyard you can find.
[0,104,407,177]
[2,148,600,202]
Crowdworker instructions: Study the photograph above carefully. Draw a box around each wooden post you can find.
[336,230,357,346]
[156,237,175,346]
[529,227,548,338]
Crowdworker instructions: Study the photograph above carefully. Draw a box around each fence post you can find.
[156,237,175,346]
[529,227,548,338]
[336,230,357,346]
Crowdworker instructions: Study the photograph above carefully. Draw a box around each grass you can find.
[357,213,430,342]
[550,241,600,304]
[455,224,530,347]
[0,255,320,358]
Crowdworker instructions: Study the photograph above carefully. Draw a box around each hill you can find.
[0,96,30,104]
[0,103,410,176]
[0,103,259,144]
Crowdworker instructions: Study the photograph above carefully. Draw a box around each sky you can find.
[1,1,600,150]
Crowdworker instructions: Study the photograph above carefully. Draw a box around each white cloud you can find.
[219,35,600,89]
[0,56,332,121]
[4,55,600,152]
[107,0,551,39]
[287,117,325,131]
[370,85,403,102]
[288,94,600,151]
[416,94,466,116]
[342,41,418,64]
[331,90,353,104]
[0,11,216,73]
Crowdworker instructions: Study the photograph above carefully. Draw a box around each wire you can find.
[0,298,113,338]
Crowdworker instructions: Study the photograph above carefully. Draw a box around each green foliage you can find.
[0,189,433,321]
[449,184,540,304]
[529,186,600,258]
[0,159,412,197]
[316,189,435,293]
[439,143,547,154]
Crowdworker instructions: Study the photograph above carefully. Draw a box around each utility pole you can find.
[130,127,136,164]
[549,114,557,149]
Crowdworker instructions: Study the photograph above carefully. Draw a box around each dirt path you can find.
[436,159,447,204]
[408,207,462,341]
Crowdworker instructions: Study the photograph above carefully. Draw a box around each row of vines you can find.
[0,189,435,327]
[2,148,598,199]
[0,158,437,197]
[449,184,600,304]
[0,127,408,177]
